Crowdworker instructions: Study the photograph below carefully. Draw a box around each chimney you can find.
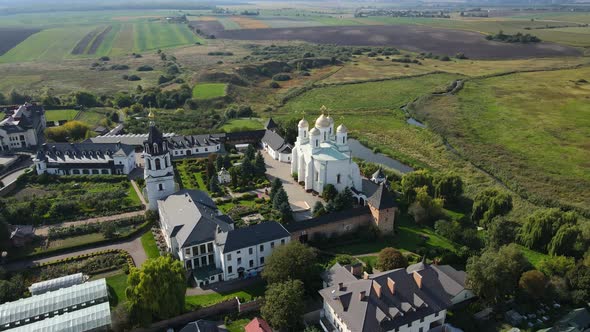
[338,282,344,291]
[359,291,366,301]
[372,281,382,299]
[350,264,362,277]
[413,271,422,289]
[386,277,396,295]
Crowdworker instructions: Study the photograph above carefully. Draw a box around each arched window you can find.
[304,130,307,138]
[153,143,158,154]
[165,156,169,167]
[337,174,341,184]
[147,159,152,170]
[324,132,327,140]
[342,136,346,144]
[315,139,318,148]
[155,158,161,170]
[158,183,164,191]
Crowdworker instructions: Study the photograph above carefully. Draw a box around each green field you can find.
[220,118,265,132]
[410,67,590,213]
[192,83,228,99]
[133,22,201,52]
[106,272,128,307]
[185,280,265,309]
[45,109,79,121]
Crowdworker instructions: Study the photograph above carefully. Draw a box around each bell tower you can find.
[144,110,175,210]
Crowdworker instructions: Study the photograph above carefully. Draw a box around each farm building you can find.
[0,103,46,152]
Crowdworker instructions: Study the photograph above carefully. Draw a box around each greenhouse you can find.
[28,273,86,296]
[6,302,111,332]
[0,279,108,330]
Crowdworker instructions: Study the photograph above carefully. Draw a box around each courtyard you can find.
[262,151,322,221]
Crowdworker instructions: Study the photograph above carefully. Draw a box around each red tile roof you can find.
[244,317,272,332]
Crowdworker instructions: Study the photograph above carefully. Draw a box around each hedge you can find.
[48,215,146,240]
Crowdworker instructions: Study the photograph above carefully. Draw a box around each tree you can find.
[401,170,433,203]
[101,222,116,238]
[519,208,577,252]
[408,186,443,225]
[222,154,232,169]
[261,280,305,330]
[433,172,463,203]
[114,93,133,108]
[254,151,266,176]
[0,92,6,105]
[566,263,590,305]
[322,184,338,202]
[466,244,530,303]
[209,175,221,194]
[9,89,30,104]
[376,247,408,271]
[277,201,293,223]
[434,220,462,243]
[539,256,575,277]
[215,155,223,171]
[126,256,185,325]
[486,216,519,249]
[519,270,548,300]
[333,187,354,211]
[74,91,98,107]
[0,219,10,252]
[548,225,579,256]
[269,178,283,202]
[262,241,317,285]
[245,144,256,161]
[471,188,512,227]
[312,201,326,217]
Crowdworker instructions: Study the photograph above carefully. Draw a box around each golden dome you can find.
[315,114,330,128]
[148,109,155,119]
[337,124,348,133]
[310,127,320,136]
[327,115,334,124]
[298,117,309,128]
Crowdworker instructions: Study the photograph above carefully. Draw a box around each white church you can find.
[291,107,362,194]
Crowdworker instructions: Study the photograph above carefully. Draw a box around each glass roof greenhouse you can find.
[6,302,111,332]
[28,273,85,295]
[0,278,108,329]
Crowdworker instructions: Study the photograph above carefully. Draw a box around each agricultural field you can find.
[217,25,580,59]
[45,109,79,122]
[133,22,202,52]
[0,28,40,55]
[409,66,590,213]
[192,83,228,99]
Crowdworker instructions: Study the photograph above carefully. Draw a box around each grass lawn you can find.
[194,172,208,192]
[192,83,228,100]
[321,214,458,256]
[106,272,128,307]
[141,231,160,259]
[410,66,590,214]
[218,199,257,214]
[47,233,104,250]
[45,109,79,121]
[226,318,251,332]
[358,255,378,267]
[76,109,109,125]
[519,245,550,269]
[221,118,265,132]
[127,184,142,205]
[185,280,266,310]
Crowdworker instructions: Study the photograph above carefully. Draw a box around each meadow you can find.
[220,118,265,132]
[409,66,590,213]
[192,83,228,99]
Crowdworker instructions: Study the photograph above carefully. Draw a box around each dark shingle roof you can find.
[179,320,219,332]
[285,206,370,232]
[261,130,291,152]
[39,142,134,158]
[168,134,224,148]
[220,221,290,253]
[368,184,396,210]
[320,263,459,332]
[265,118,278,131]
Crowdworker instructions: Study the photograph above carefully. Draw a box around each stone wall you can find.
[288,208,373,243]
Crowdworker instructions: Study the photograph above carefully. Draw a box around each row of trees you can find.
[312,184,355,217]
[269,178,293,223]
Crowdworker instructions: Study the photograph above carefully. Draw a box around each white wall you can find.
[171,144,220,157]
[220,236,290,281]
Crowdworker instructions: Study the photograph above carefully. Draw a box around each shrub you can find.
[137,65,153,71]
[272,74,291,81]
[269,82,280,89]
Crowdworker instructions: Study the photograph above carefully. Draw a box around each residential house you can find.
[0,103,46,152]
[261,129,292,163]
[245,317,272,332]
[179,319,220,332]
[158,189,290,287]
[318,260,474,332]
[33,142,136,175]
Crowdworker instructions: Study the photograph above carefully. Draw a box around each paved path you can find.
[4,232,148,271]
[263,152,322,221]
[0,158,33,184]
[185,276,262,296]
[35,180,147,236]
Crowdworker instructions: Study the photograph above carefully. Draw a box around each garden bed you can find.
[1,173,143,225]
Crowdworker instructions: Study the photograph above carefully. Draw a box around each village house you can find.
[261,118,292,163]
[157,189,290,287]
[319,260,474,332]
[33,142,136,176]
[0,103,46,152]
